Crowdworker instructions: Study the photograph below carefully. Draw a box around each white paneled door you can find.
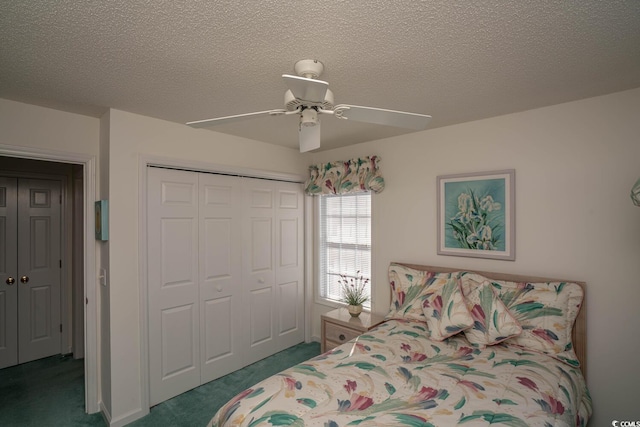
[199,173,243,384]
[147,168,201,405]
[0,177,62,369]
[147,167,304,406]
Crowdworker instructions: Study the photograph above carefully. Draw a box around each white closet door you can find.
[0,177,18,369]
[148,168,200,406]
[242,178,277,365]
[199,173,244,383]
[275,182,304,349]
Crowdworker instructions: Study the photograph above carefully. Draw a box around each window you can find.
[318,192,371,308]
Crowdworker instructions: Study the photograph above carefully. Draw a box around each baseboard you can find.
[106,404,149,427]
[100,401,111,426]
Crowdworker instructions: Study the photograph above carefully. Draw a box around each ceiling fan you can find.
[186,59,432,152]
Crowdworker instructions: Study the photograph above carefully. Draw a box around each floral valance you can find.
[632,177,640,207]
[305,156,385,195]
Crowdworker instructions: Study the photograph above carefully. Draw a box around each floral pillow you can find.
[459,276,522,346]
[420,276,474,341]
[385,264,457,322]
[461,272,583,367]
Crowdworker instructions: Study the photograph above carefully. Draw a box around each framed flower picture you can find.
[437,170,515,260]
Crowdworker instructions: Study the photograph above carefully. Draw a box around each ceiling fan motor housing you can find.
[284,88,334,112]
[294,59,324,79]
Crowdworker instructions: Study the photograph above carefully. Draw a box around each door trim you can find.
[138,154,305,412]
[0,144,98,414]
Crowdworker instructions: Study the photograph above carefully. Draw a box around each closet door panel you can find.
[275,184,304,347]
[243,179,276,364]
[199,174,244,383]
[148,168,200,406]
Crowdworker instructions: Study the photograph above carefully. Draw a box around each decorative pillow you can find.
[460,272,583,367]
[386,264,461,323]
[459,277,522,347]
[385,264,430,322]
[420,276,474,341]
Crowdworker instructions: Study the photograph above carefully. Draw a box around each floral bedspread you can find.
[209,320,591,427]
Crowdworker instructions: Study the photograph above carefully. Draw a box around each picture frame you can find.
[95,200,109,241]
[437,170,515,260]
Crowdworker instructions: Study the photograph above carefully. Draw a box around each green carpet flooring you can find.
[0,341,321,426]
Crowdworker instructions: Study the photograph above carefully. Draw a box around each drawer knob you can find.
[339,334,346,341]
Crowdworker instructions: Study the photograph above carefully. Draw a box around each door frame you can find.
[137,154,306,412]
[0,144,98,413]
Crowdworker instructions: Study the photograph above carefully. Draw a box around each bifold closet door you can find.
[242,179,304,365]
[199,173,244,384]
[148,168,200,406]
[274,182,304,351]
[147,167,304,406]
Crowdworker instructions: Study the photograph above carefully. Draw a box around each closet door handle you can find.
[5,277,15,285]
[20,276,29,284]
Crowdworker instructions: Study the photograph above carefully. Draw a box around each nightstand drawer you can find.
[324,323,361,344]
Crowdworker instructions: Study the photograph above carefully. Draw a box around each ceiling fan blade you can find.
[283,74,328,104]
[333,104,431,130]
[299,123,321,153]
[186,109,285,128]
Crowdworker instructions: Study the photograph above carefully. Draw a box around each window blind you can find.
[319,192,371,308]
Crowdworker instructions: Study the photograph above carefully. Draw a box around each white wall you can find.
[0,99,99,156]
[105,109,307,424]
[310,88,640,426]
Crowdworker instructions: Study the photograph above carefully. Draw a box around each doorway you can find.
[0,176,63,368]
[0,153,97,413]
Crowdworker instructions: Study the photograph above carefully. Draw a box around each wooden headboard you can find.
[396,263,587,377]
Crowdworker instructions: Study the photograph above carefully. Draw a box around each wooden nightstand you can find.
[321,307,386,352]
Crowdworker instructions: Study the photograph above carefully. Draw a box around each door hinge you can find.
[59,260,62,268]
[59,324,62,333]
[59,194,62,204]
[86,297,88,305]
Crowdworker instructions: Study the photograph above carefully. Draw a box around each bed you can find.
[208,263,592,427]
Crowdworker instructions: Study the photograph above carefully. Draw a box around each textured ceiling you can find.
[1,1,639,151]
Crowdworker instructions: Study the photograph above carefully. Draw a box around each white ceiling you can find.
[1,1,639,152]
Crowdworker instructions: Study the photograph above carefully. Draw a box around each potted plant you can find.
[338,271,370,317]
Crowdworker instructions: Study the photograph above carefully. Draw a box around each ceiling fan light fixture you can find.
[300,108,319,127]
